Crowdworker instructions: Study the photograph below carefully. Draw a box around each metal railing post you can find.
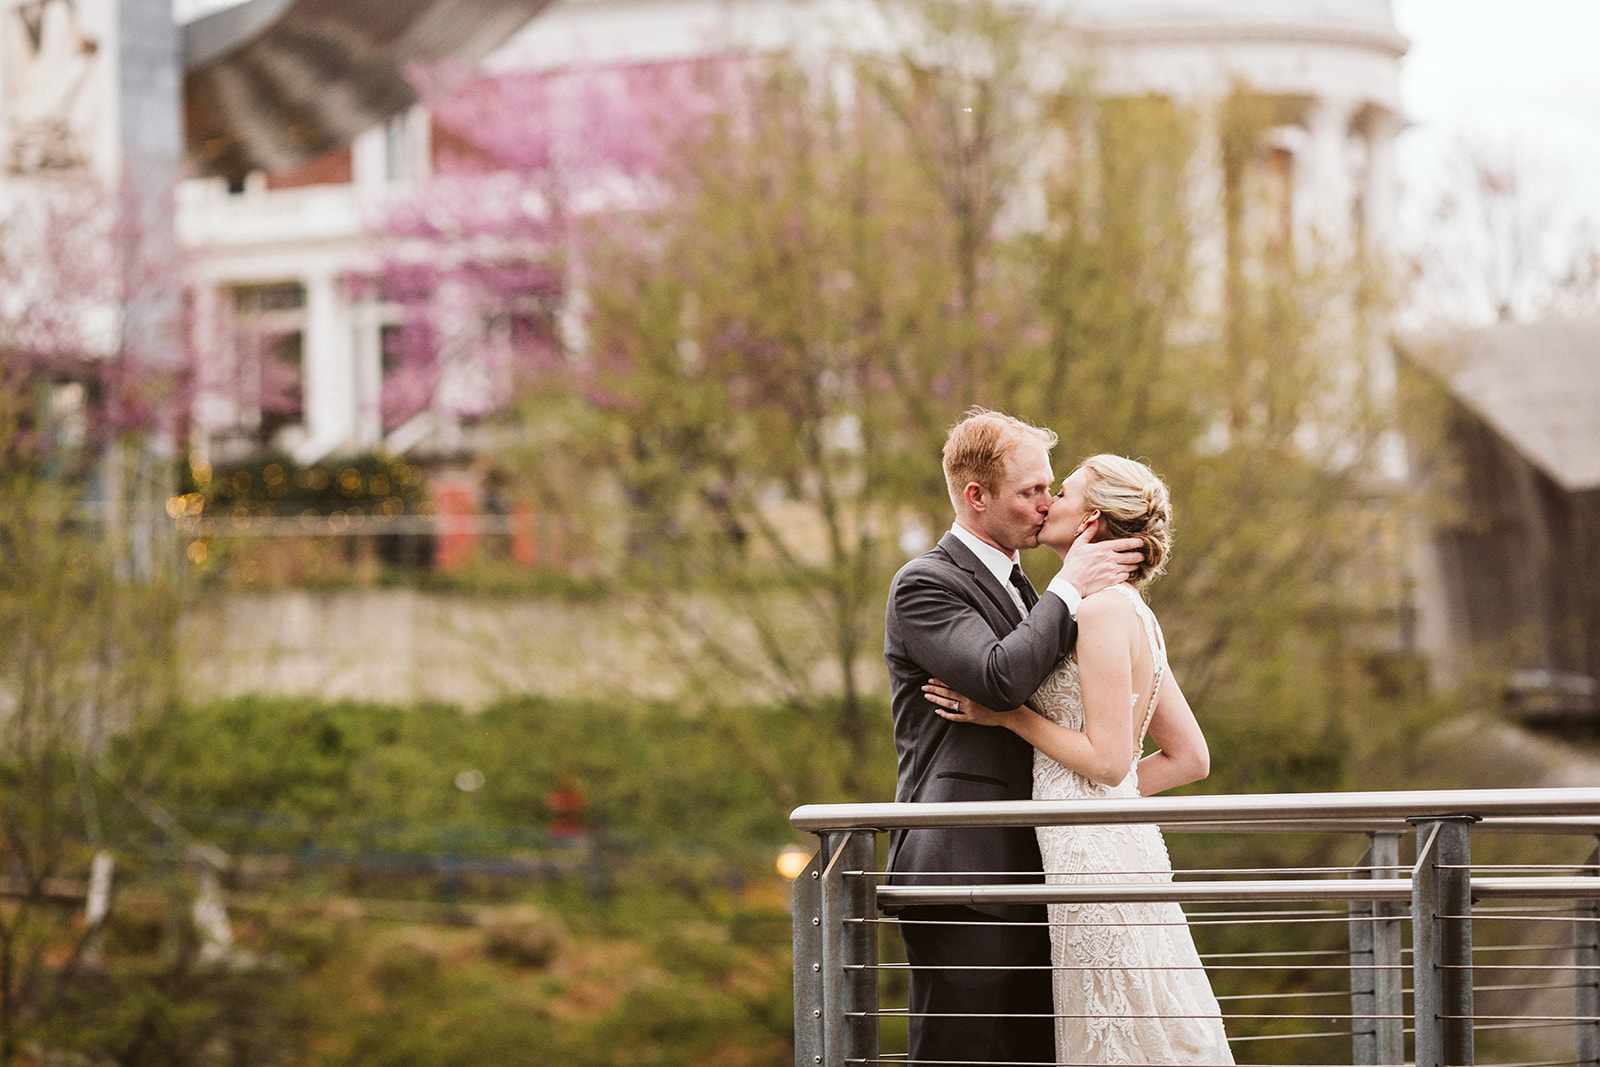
[1576,841,1600,1067]
[819,829,878,1067]
[1352,830,1406,1065]
[794,849,824,1067]
[1412,816,1476,1067]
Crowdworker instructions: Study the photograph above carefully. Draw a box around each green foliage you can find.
[0,349,308,1067]
[137,693,895,858]
[117,680,1439,1065]
[178,450,429,520]
[122,669,1417,1063]
[0,442,192,1062]
[79,691,834,1066]
[41,960,309,1067]
[170,450,437,590]
[288,912,791,1067]
[480,906,565,967]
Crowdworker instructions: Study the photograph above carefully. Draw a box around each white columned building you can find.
[174,0,1408,467]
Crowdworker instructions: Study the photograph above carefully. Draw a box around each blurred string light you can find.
[165,493,206,517]
[775,845,810,880]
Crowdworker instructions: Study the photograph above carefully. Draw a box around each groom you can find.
[884,408,1142,1064]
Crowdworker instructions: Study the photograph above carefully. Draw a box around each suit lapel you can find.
[937,531,1025,628]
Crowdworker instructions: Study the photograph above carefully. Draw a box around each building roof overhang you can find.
[1400,318,1600,494]
[182,0,554,181]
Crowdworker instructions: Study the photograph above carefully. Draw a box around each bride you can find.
[923,454,1233,1066]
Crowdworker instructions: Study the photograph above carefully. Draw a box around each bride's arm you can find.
[1136,669,1209,796]
[925,592,1137,787]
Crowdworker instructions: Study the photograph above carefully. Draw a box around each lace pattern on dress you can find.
[1030,585,1233,1065]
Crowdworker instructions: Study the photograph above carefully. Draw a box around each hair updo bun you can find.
[1079,454,1172,588]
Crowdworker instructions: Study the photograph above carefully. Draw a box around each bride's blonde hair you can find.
[1080,454,1172,588]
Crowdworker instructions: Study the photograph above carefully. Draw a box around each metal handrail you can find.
[876,876,1600,909]
[790,787,1600,833]
[877,877,1416,907]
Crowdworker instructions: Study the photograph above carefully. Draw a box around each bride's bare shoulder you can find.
[1078,586,1140,627]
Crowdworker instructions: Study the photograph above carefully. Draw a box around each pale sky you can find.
[1393,0,1600,225]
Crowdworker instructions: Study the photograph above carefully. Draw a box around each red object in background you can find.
[432,480,478,572]
[548,778,586,838]
[265,144,354,189]
[510,503,538,566]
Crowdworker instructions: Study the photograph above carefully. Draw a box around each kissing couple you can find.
[884,408,1233,1066]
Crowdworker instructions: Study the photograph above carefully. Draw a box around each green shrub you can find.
[480,907,564,969]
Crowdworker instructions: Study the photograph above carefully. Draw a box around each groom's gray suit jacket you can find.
[883,531,1078,918]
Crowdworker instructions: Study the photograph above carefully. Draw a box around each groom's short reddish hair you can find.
[941,408,1057,513]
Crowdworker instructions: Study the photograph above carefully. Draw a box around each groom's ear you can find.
[963,481,988,512]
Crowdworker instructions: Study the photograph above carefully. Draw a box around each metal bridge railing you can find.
[789,788,1600,1067]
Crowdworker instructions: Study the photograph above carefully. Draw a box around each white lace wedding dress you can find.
[1031,585,1233,1065]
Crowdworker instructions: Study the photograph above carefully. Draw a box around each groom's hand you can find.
[1058,517,1144,598]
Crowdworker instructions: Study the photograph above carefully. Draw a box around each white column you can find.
[403,105,431,183]
[1362,108,1403,255]
[187,282,230,450]
[1298,97,1357,261]
[351,300,385,447]
[296,270,355,464]
[350,125,389,195]
[1187,100,1228,321]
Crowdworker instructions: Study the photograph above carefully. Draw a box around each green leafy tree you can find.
[0,181,303,1065]
[530,2,1088,803]
[1008,85,1409,792]
[561,15,1406,799]
[382,1,1411,813]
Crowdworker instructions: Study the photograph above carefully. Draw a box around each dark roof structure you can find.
[1404,318,1600,493]
[182,0,554,180]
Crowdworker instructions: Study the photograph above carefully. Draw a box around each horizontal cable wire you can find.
[863,961,1409,974]
[869,864,1404,878]
[1462,1015,1600,1024]
[880,912,1373,927]
[1186,907,1353,918]
[856,1009,1368,1023]
[1213,989,1353,1002]
[860,962,1241,973]
[845,1062,1291,1066]
[1221,1029,1355,1042]
[1472,865,1600,874]
[1450,963,1600,972]
[1202,949,1352,960]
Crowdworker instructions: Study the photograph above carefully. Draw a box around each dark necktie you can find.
[1009,563,1038,612]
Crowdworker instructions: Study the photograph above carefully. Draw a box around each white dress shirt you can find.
[949,522,1082,618]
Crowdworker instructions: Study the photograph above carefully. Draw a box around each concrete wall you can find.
[180,588,887,710]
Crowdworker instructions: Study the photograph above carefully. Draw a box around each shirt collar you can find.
[949,521,1019,587]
